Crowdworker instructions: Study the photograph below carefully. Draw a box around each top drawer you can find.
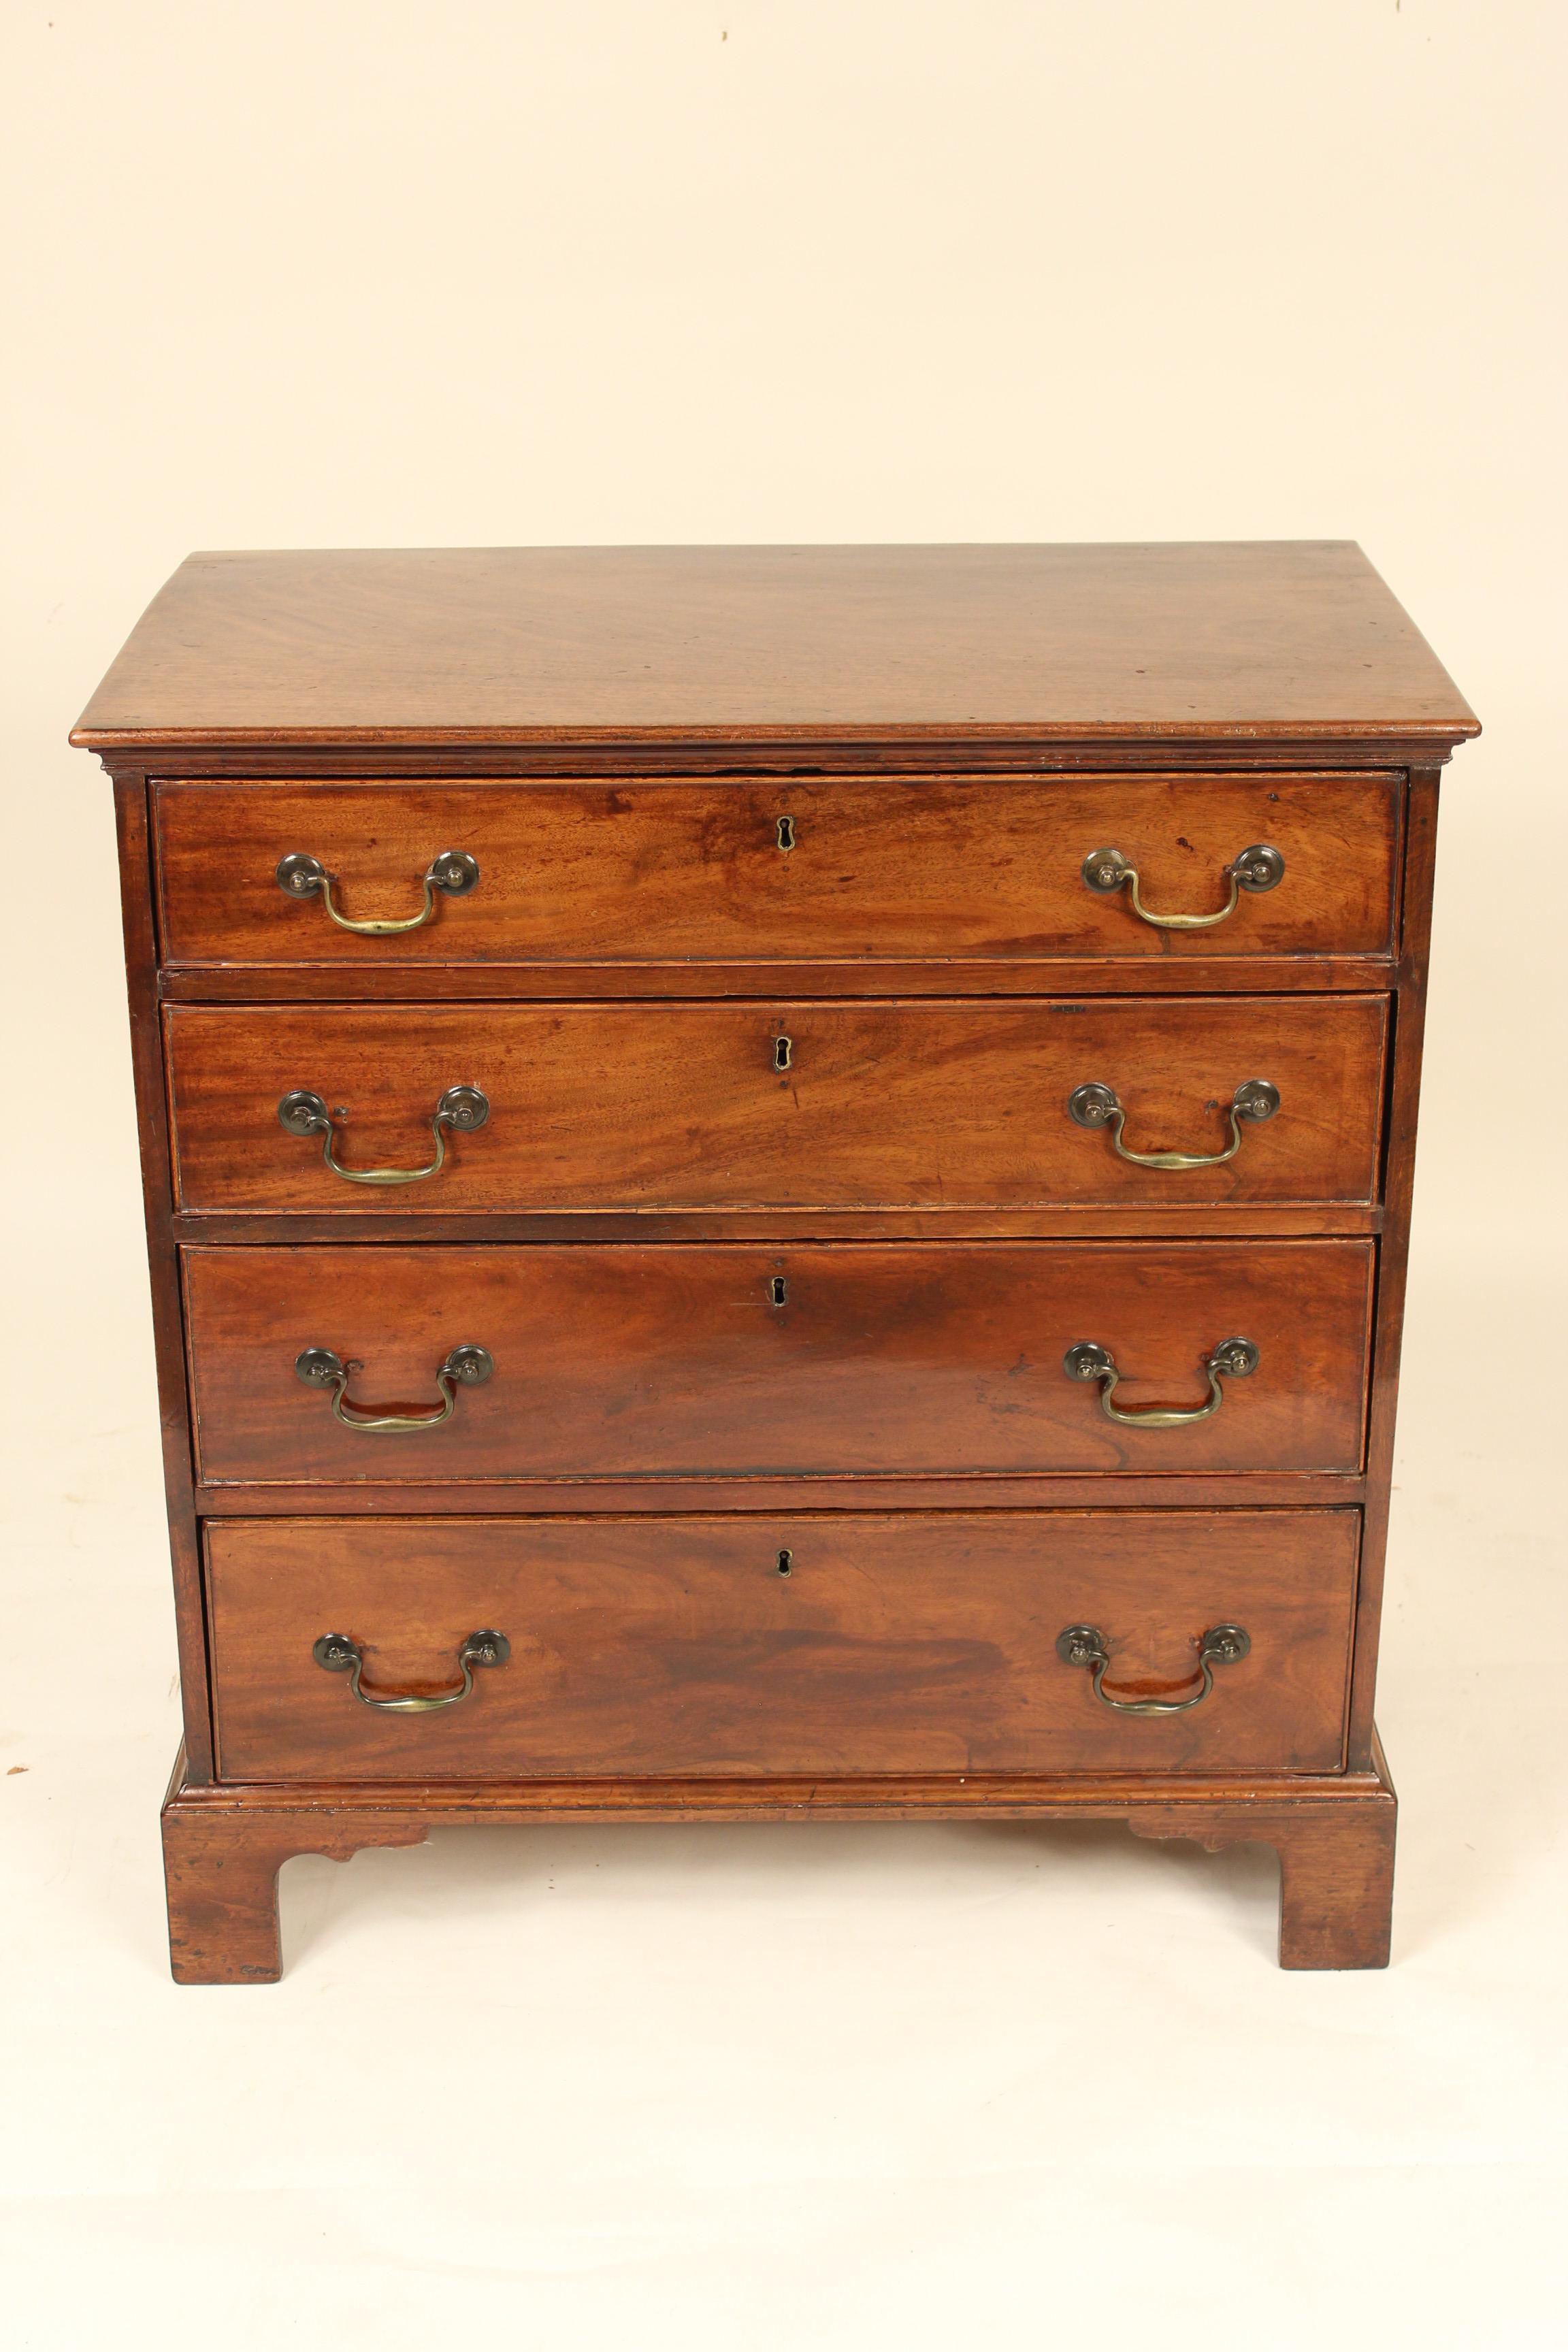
[152,775,1401,969]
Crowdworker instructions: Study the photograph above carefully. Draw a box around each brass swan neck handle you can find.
[295,1345,493,1432]
[276,849,480,935]
[278,1084,489,1186]
[1062,1337,1259,1426]
[1068,1079,1279,1170]
[1081,843,1284,930]
[1056,1623,1251,1715]
[312,1630,510,1713]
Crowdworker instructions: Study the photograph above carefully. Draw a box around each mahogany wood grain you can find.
[152,774,1400,967]
[159,1750,424,1983]
[154,956,1402,1003]
[183,1239,1374,1483]
[133,738,1463,777]
[1126,1754,1396,1968]
[193,1473,1367,1516]
[169,1204,1383,1245]
[1345,766,1443,1767]
[78,544,1473,1978]
[162,1742,1396,1982]
[72,544,1477,748]
[164,996,1390,1214]
[112,781,214,1782]
[205,1510,1359,1782]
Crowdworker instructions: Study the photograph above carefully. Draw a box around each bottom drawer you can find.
[207,1510,1358,1781]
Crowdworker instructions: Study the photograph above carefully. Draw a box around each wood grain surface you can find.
[205,1509,1360,1782]
[184,1239,1375,1482]
[76,536,1477,1976]
[164,995,1390,1213]
[72,543,1478,747]
[160,1742,1397,1980]
[153,773,1400,966]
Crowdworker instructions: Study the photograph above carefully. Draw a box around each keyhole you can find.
[776,1549,793,1577]
[776,815,796,853]
[770,1275,788,1307]
[774,1035,792,1072]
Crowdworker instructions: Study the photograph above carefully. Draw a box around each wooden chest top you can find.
[71,541,1477,751]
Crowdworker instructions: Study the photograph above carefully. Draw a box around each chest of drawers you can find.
[73,542,1476,1980]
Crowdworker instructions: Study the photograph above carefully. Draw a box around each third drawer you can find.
[185,1239,1375,1482]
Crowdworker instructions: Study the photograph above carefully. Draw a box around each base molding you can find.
[161,1740,1397,1982]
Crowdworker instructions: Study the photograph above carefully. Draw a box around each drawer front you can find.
[206,1509,1359,1780]
[186,1241,1375,1481]
[166,996,1389,1213]
[153,775,1399,967]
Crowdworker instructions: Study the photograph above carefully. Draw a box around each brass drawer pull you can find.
[1068,1077,1279,1169]
[276,849,479,934]
[312,1629,510,1712]
[1081,843,1284,929]
[277,1083,489,1186]
[1056,1622,1251,1715]
[295,1343,493,1431]
[1063,1336,1258,1425]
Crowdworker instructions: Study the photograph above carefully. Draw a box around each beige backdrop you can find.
[3,5,1564,2347]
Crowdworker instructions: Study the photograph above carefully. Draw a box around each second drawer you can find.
[185,1239,1375,1482]
[164,996,1389,1213]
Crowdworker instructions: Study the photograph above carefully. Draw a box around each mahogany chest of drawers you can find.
[73,542,1477,1980]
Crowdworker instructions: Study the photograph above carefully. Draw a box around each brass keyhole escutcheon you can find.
[774,1035,793,1073]
[776,1549,793,1577]
[776,815,796,852]
[769,1275,788,1307]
